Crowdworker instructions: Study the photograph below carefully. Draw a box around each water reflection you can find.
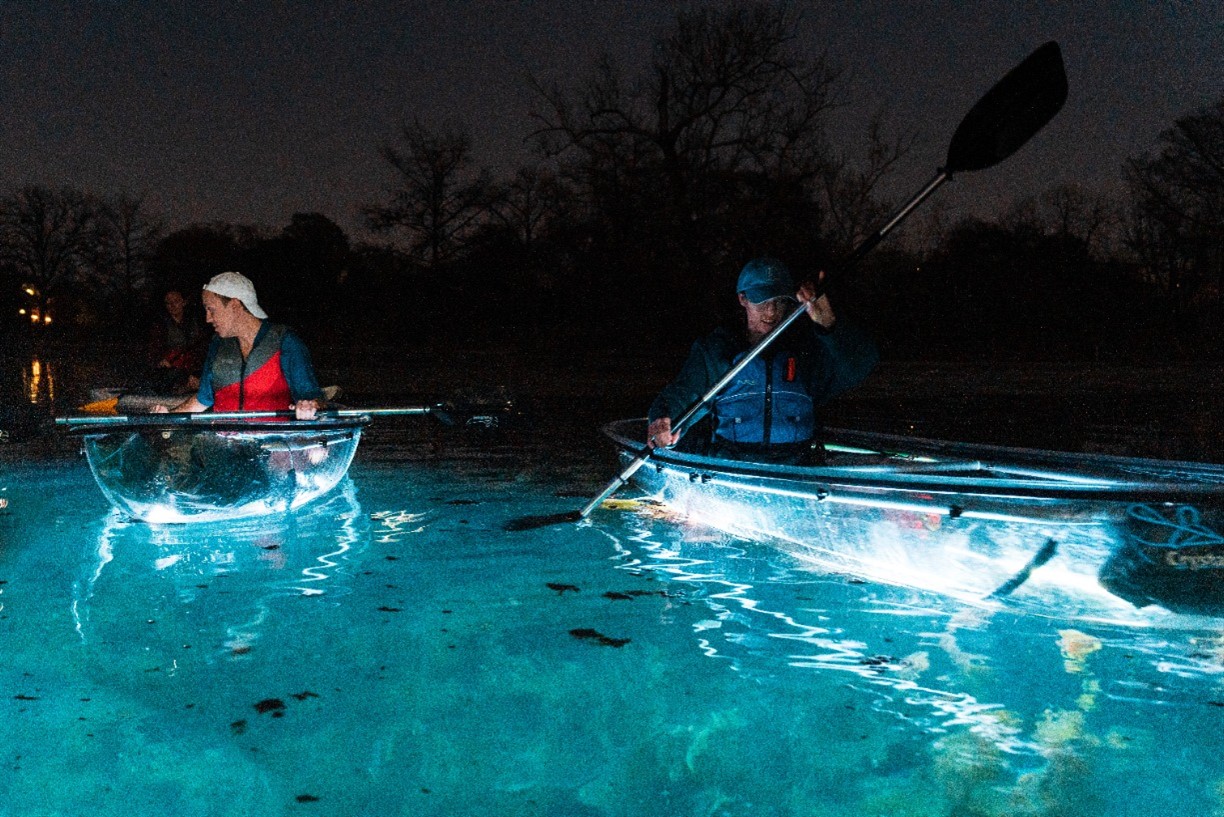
[72,480,370,653]
[21,356,55,406]
[605,513,1033,747]
[601,504,1224,811]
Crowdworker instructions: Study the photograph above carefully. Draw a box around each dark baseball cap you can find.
[736,258,796,304]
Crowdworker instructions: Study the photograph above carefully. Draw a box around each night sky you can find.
[1,1,1218,238]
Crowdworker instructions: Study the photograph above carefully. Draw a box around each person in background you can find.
[154,272,323,420]
[647,257,878,463]
[147,288,207,394]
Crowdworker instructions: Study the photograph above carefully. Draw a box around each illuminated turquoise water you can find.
[3,422,1224,816]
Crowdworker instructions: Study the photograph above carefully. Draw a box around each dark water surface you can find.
[2,348,1224,815]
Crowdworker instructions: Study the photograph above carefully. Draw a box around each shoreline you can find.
[3,342,1223,463]
[6,336,1224,401]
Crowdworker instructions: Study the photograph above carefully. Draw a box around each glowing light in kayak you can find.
[636,457,1220,628]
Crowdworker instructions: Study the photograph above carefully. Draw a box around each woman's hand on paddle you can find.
[153,396,206,414]
[797,274,835,329]
[294,400,319,420]
[648,417,678,449]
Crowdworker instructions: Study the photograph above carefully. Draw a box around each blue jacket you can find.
[648,317,878,449]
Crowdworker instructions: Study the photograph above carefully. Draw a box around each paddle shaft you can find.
[55,406,432,427]
[842,171,949,270]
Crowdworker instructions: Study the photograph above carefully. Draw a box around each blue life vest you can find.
[712,350,815,445]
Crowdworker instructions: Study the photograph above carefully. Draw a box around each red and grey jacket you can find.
[198,323,322,412]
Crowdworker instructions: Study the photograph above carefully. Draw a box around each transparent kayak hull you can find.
[74,417,368,523]
[604,419,1224,625]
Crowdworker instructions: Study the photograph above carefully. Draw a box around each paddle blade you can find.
[430,401,515,429]
[988,538,1059,598]
[946,41,1067,174]
[79,396,120,416]
[503,510,584,532]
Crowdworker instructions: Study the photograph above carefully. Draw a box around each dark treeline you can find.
[1,4,1221,362]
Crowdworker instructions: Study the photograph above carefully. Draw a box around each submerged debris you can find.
[858,655,902,672]
[254,698,286,715]
[603,589,670,601]
[856,652,930,679]
[244,692,318,728]
[1058,629,1103,673]
[569,628,630,648]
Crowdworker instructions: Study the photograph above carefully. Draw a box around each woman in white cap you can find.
[155,272,323,420]
[646,257,877,463]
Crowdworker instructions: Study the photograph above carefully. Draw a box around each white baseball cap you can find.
[203,271,267,319]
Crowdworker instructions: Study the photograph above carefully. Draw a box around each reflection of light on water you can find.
[598,499,1224,815]
[22,357,54,405]
[72,482,368,649]
[370,509,429,542]
[72,514,117,642]
[599,515,1037,754]
[295,491,366,596]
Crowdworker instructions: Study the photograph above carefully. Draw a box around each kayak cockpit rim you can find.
[601,419,1224,502]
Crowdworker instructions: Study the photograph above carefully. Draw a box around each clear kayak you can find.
[603,419,1224,626]
[63,415,369,524]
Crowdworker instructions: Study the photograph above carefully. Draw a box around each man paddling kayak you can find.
[153,272,324,420]
[647,258,877,463]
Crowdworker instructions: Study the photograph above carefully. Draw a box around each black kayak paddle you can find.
[505,41,1068,532]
